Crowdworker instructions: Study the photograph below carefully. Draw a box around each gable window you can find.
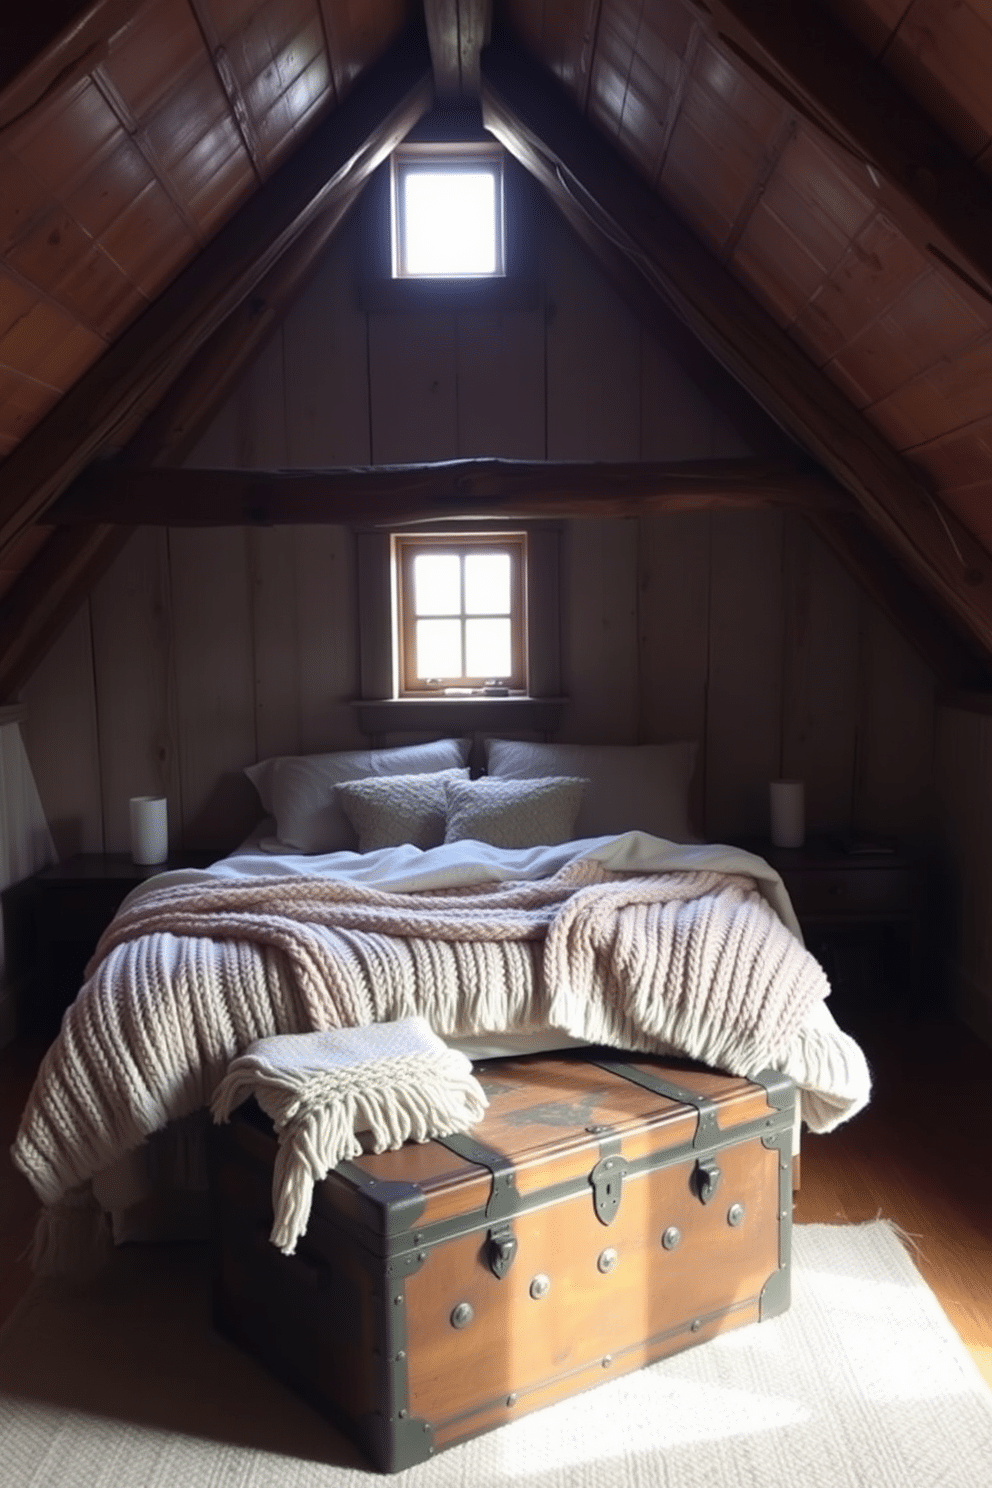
[393,533,526,696]
[390,143,505,279]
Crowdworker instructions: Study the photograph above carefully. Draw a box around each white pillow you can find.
[245,739,471,854]
[483,739,698,842]
[444,776,588,849]
[337,768,470,851]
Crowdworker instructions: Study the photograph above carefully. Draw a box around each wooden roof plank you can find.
[0,27,434,562]
[698,0,992,304]
[424,0,492,99]
[479,42,992,661]
[0,0,137,130]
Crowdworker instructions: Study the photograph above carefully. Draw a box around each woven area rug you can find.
[2,1222,991,1487]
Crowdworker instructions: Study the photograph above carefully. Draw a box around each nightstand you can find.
[737,836,930,1016]
[31,851,216,1039]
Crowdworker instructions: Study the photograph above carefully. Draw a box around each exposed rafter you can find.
[0,0,135,129]
[479,44,992,662]
[424,0,492,100]
[46,456,848,527]
[0,30,434,565]
[695,0,992,305]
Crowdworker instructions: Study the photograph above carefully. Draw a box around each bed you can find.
[12,735,871,1265]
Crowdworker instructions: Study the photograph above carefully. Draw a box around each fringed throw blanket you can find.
[212,1017,488,1256]
[12,839,871,1255]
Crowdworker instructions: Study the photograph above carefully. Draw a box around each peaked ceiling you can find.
[2,0,992,700]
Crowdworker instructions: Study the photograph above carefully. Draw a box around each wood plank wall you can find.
[19,200,938,865]
[934,702,992,1043]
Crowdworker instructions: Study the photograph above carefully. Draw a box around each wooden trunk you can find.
[209,1050,795,1472]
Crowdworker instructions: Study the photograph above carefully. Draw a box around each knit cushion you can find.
[444,776,588,848]
[244,739,471,854]
[484,738,699,842]
[337,768,470,851]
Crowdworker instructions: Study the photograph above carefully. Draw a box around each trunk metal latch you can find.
[694,1157,722,1204]
[590,1152,629,1225]
[487,1223,518,1278]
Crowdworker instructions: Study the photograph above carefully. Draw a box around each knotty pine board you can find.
[852,598,937,841]
[559,518,640,743]
[368,308,458,464]
[639,332,752,461]
[780,514,860,835]
[248,526,305,766]
[704,508,786,840]
[281,236,372,467]
[21,605,103,858]
[168,527,259,849]
[454,304,546,459]
[543,217,641,461]
[933,703,992,1039]
[291,524,364,756]
[89,528,180,853]
[635,512,711,748]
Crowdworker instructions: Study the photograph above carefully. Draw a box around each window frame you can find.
[390,142,507,281]
[392,531,527,697]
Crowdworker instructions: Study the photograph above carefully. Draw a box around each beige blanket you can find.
[13,855,848,1213]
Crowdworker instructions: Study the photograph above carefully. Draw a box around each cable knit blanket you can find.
[13,834,871,1228]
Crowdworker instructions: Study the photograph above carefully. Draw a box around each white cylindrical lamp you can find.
[130,795,169,865]
[769,780,805,849]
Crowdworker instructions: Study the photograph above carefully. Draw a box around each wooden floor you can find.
[2,1013,991,1388]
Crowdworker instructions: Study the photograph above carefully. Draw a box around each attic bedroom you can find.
[1,1,991,1481]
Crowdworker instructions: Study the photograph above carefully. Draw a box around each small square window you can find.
[392,532,527,695]
[391,144,505,279]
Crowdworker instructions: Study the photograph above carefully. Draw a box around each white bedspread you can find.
[13,834,871,1221]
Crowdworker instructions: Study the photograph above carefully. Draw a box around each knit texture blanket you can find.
[13,845,869,1256]
[211,1018,488,1255]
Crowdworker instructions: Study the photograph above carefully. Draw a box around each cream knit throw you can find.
[211,1018,488,1255]
[14,859,849,1240]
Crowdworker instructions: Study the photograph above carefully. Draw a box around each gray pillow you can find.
[337,768,470,851]
[444,776,588,849]
[245,739,471,853]
[483,739,699,842]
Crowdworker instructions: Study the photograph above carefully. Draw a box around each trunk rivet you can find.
[450,1302,474,1329]
[691,1318,702,1332]
[727,1202,745,1227]
[597,1247,619,1273]
[602,1355,613,1367]
[506,1393,517,1407]
[662,1226,681,1250]
[529,1273,551,1300]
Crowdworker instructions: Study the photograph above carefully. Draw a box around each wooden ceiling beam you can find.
[695,0,992,304]
[480,45,992,661]
[46,457,847,527]
[0,29,434,564]
[424,0,492,100]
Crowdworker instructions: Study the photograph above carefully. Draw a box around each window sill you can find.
[358,276,540,313]
[354,696,565,736]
